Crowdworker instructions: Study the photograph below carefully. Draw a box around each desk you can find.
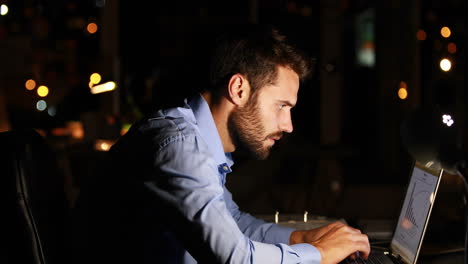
[256,214,465,263]
[360,218,465,264]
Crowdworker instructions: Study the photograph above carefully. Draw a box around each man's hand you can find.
[290,221,345,244]
[290,221,370,264]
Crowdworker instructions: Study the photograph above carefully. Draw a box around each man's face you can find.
[229,66,299,159]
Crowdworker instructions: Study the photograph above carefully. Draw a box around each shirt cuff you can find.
[290,243,322,264]
[264,224,296,244]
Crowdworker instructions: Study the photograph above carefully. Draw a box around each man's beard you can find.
[228,95,282,160]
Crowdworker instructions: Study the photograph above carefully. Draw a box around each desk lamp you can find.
[400,106,467,263]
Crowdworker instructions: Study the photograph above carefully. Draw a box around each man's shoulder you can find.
[123,106,199,151]
[145,109,195,132]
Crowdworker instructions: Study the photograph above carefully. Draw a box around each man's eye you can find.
[278,104,285,109]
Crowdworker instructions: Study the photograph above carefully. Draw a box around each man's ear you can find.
[227,74,250,106]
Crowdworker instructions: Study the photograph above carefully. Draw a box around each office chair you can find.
[0,128,70,264]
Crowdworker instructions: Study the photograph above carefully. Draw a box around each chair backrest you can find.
[0,129,70,264]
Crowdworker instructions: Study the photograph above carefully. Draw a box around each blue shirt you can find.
[116,94,321,263]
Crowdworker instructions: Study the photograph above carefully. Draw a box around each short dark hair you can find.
[205,24,312,96]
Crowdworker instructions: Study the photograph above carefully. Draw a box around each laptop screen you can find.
[390,162,443,264]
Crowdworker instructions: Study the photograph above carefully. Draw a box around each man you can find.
[74,24,370,264]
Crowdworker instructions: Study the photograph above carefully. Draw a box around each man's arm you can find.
[144,134,321,263]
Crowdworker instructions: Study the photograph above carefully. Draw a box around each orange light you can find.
[398,88,408,100]
[37,85,49,97]
[25,79,36,90]
[448,43,457,54]
[90,73,101,84]
[94,139,115,151]
[90,81,116,94]
[440,26,451,38]
[67,121,84,139]
[398,81,408,100]
[416,30,426,41]
[87,22,98,34]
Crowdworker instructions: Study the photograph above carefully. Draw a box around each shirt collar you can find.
[188,94,233,172]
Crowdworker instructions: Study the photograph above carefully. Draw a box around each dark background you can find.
[0,0,466,244]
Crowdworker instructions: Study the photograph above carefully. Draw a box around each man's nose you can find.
[279,112,293,133]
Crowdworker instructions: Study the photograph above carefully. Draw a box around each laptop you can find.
[343,161,444,264]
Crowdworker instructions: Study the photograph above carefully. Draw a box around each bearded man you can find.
[73,24,369,264]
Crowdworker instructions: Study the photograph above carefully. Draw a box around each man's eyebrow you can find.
[277,99,296,107]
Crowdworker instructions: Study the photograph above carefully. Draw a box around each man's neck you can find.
[201,91,235,153]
